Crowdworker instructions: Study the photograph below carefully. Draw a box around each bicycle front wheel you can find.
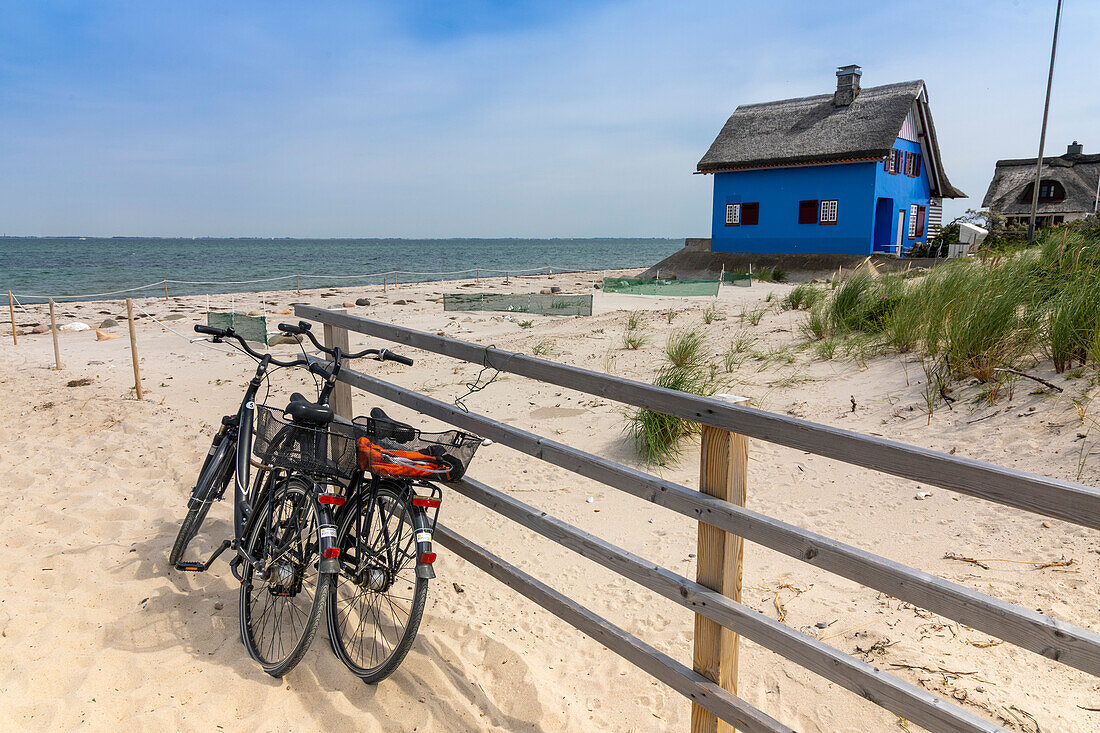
[170,435,234,566]
[239,476,328,677]
[327,483,428,683]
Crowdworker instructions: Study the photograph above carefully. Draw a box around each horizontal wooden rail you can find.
[321,358,1100,677]
[445,477,1002,733]
[433,523,792,733]
[295,305,1100,530]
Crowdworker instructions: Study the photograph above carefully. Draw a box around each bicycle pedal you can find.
[175,562,205,572]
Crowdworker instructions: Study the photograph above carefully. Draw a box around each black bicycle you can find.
[172,320,481,681]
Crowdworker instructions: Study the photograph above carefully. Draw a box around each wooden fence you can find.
[296,304,1100,732]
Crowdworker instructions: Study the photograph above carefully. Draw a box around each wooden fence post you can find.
[164,279,169,300]
[48,298,62,370]
[8,291,16,346]
[323,307,353,421]
[126,298,143,400]
[692,393,749,733]
[296,274,300,294]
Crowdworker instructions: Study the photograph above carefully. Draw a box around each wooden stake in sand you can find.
[8,290,16,346]
[163,279,169,300]
[48,298,61,369]
[126,298,143,400]
[692,394,749,733]
[296,274,300,294]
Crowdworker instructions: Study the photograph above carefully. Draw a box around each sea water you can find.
[0,237,681,302]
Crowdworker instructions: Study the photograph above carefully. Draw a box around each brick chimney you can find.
[1067,140,1083,156]
[834,65,862,107]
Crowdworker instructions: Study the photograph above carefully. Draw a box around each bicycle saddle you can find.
[369,407,416,443]
[285,392,334,426]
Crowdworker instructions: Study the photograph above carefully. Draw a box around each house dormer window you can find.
[820,200,838,224]
[1019,180,1066,204]
[725,203,740,226]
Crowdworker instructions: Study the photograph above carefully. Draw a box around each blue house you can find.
[697,66,965,256]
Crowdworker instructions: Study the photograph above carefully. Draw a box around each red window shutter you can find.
[916,206,926,237]
[914,153,922,178]
[798,200,818,224]
[742,202,759,225]
[885,156,891,171]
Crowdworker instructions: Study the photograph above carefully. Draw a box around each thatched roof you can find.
[697,80,965,198]
[981,152,1100,215]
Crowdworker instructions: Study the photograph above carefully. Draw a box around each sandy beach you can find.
[1,269,1096,732]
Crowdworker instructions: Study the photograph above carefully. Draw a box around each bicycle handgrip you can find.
[382,350,414,366]
[277,322,311,335]
[195,324,228,337]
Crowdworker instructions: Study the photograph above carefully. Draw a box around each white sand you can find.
[1,270,1096,732]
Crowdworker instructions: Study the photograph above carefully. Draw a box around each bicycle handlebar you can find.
[193,323,414,368]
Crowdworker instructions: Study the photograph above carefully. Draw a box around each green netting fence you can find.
[722,272,753,287]
[207,311,270,344]
[601,277,721,297]
[442,292,593,316]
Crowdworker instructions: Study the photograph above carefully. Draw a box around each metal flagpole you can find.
[1027,0,1064,247]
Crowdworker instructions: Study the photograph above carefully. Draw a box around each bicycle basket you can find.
[253,404,358,479]
[353,416,482,481]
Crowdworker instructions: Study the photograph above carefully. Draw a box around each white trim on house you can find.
[928,197,943,237]
[898,105,920,143]
[725,203,740,225]
[820,199,838,223]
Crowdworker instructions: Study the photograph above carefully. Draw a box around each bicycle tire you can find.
[170,436,234,566]
[239,475,328,677]
[327,483,428,683]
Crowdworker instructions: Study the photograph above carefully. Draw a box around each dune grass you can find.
[627,329,724,465]
[799,218,1100,389]
[782,283,825,311]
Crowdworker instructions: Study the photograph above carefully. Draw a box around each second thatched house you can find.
[982,142,1100,228]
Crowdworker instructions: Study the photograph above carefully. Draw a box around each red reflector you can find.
[323,547,341,558]
[419,552,437,564]
[318,494,345,505]
[412,497,441,508]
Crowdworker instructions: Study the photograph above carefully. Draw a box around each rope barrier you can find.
[131,301,236,355]
[13,280,167,301]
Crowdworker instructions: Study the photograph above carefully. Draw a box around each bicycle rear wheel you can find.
[239,476,328,677]
[327,484,428,683]
[170,436,234,566]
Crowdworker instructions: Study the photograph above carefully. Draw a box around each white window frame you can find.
[725,203,741,226]
[908,204,918,238]
[819,199,838,224]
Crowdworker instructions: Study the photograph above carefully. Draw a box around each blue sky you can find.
[1,1,1096,237]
